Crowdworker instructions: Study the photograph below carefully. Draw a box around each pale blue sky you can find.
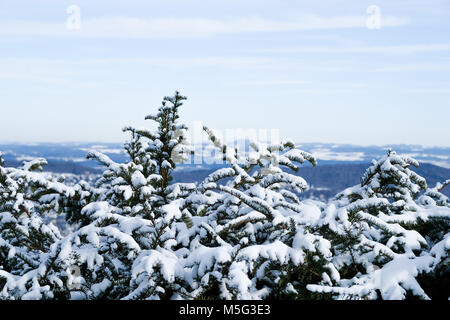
[0,0,449,146]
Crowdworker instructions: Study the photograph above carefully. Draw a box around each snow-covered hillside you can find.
[1,142,450,169]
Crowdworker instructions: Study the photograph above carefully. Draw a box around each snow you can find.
[131,171,147,188]
[1,131,449,301]
[238,241,305,266]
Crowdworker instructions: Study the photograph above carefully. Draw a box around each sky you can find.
[0,0,449,146]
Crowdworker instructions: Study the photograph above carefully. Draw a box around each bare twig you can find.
[438,180,450,193]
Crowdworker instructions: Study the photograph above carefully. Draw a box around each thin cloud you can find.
[0,56,279,85]
[0,14,409,38]
[263,43,450,54]
[403,87,450,94]
[372,63,450,72]
[232,80,308,86]
[0,57,276,68]
[295,88,355,95]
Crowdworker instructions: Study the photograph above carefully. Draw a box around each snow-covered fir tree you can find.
[0,157,80,299]
[308,150,450,300]
[0,93,448,301]
[414,180,450,299]
[170,127,338,300]
[58,91,195,299]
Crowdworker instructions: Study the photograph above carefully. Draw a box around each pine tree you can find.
[2,94,449,301]
[414,180,450,300]
[60,91,194,299]
[132,90,193,208]
[0,158,78,299]
[309,150,450,300]
[173,127,338,300]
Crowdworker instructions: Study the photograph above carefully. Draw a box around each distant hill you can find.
[1,142,449,200]
[295,162,450,199]
[173,162,450,200]
[1,142,449,169]
[4,160,101,175]
[2,159,449,200]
